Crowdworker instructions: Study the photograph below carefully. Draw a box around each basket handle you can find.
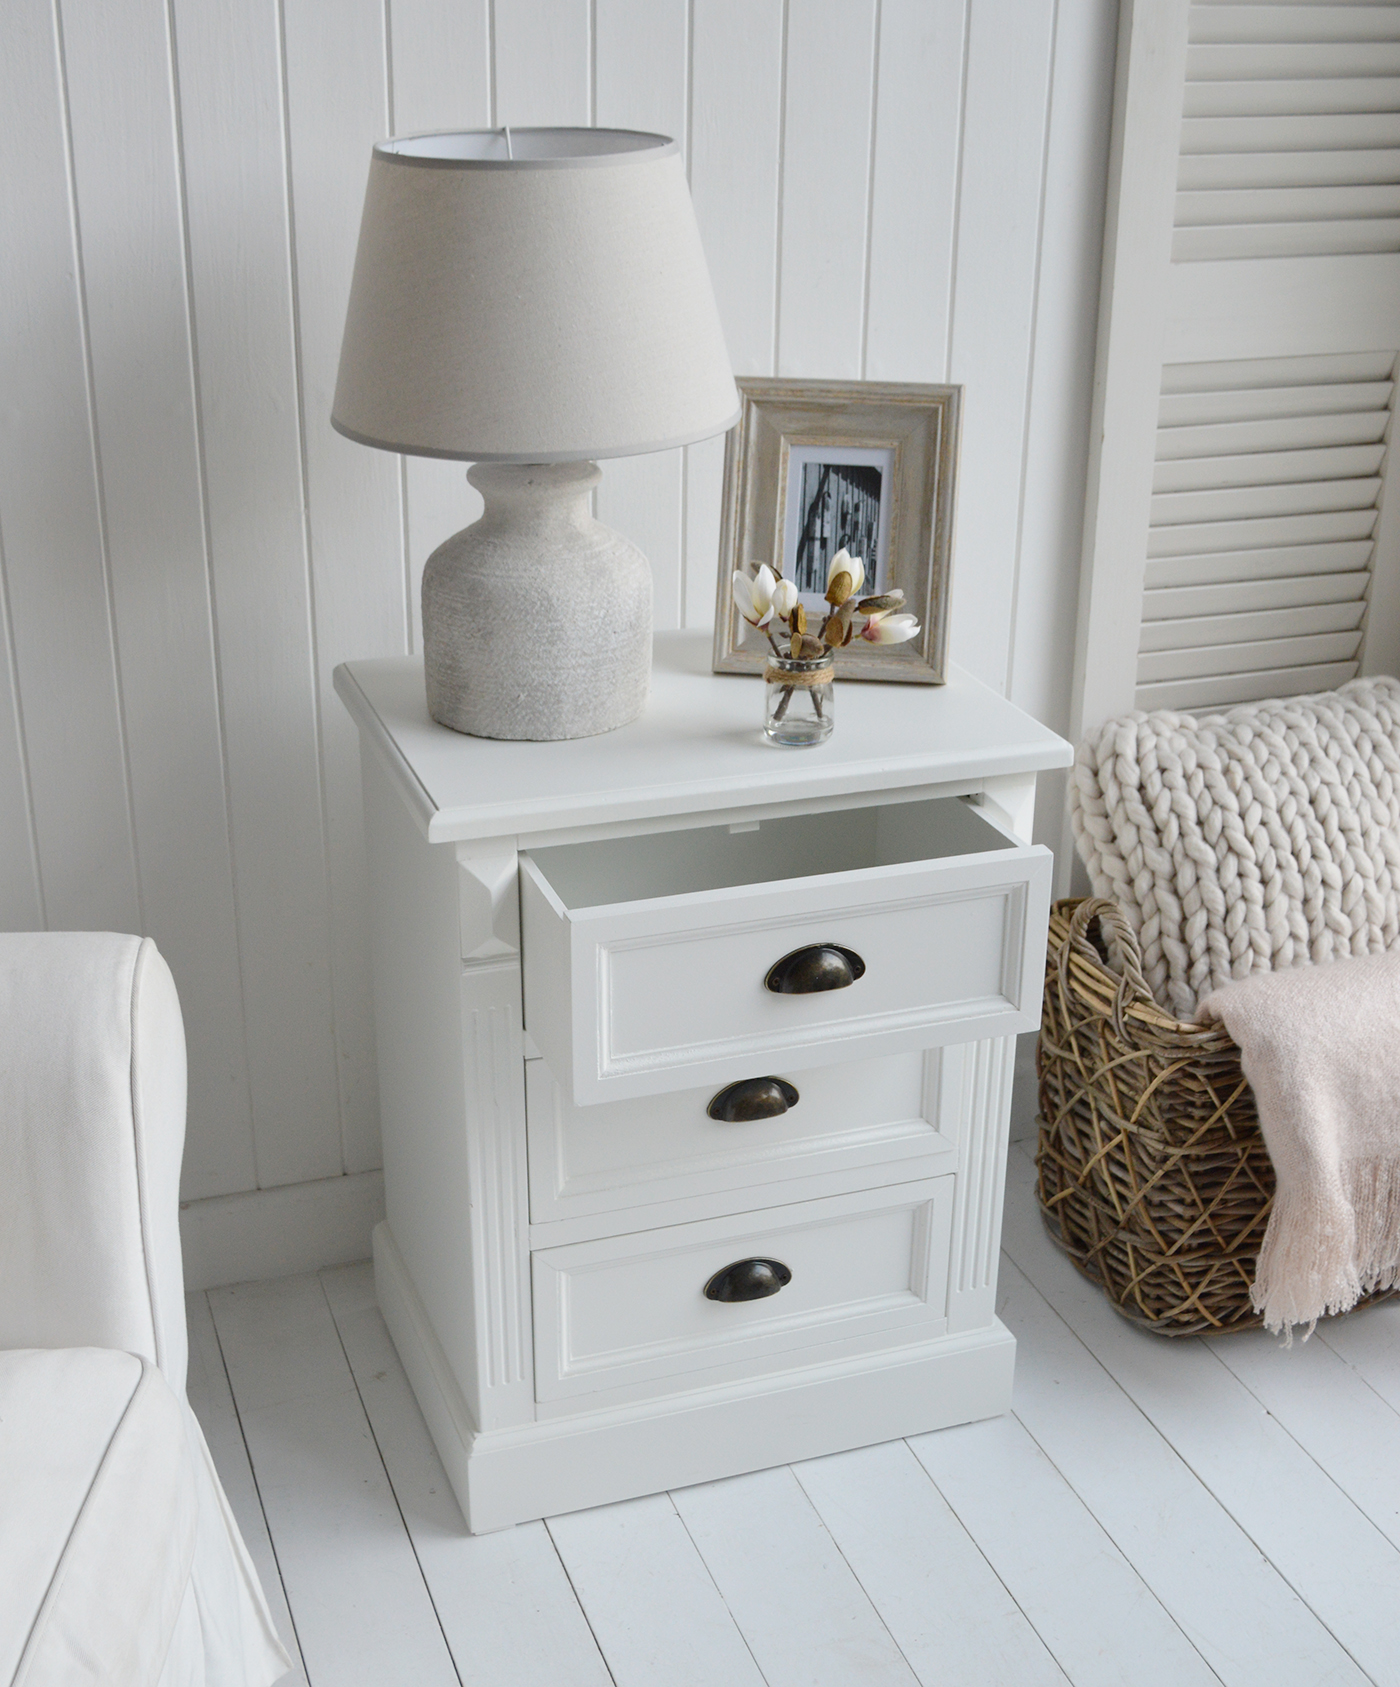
[1061,898,1157,1031]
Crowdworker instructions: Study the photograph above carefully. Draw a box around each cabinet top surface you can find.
[335,631,1072,842]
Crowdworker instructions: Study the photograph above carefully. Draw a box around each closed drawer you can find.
[520,794,1051,1104]
[526,1050,952,1225]
[531,1179,954,1401]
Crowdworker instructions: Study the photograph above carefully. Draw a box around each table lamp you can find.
[332,128,739,741]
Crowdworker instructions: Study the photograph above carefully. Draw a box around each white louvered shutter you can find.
[1072,0,1400,733]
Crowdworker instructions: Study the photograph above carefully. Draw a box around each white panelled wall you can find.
[0,0,1115,1275]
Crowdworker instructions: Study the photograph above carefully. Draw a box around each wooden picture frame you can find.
[711,378,962,683]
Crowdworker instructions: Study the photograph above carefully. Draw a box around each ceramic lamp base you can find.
[422,461,652,741]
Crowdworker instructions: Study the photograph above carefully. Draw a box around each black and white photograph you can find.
[780,444,894,604]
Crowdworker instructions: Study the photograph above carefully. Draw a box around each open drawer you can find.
[520,794,1051,1105]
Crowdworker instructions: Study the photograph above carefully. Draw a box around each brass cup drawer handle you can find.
[764,943,866,994]
[703,1258,792,1302]
[707,1076,800,1121]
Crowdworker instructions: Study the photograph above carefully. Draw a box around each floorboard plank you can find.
[908,1411,1219,1687]
[185,1290,309,1687]
[320,1263,615,1687]
[670,1463,923,1687]
[791,1438,1070,1687]
[547,1494,766,1687]
[208,1275,459,1687]
[1212,1319,1400,1554]
[1320,1298,1400,1417]
[1001,1151,1400,1687]
[998,1256,1368,1687]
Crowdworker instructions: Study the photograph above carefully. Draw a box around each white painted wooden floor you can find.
[188,1140,1400,1687]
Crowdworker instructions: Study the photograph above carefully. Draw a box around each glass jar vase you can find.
[763,652,834,746]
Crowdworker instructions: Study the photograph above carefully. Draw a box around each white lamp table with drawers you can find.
[335,631,1071,1533]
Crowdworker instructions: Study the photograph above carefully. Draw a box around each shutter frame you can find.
[1072,0,1400,745]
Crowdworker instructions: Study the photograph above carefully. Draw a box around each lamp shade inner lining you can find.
[379,128,675,168]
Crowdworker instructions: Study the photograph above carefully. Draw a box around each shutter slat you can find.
[1145,540,1376,588]
[1173,217,1400,259]
[1136,663,1361,714]
[1180,113,1400,151]
[1177,183,1400,224]
[1151,476,1382,526]
[1161,352,1394,392]
[1153,441,1385,490]
[1156,410,1388,456]
[1143,571,1370,619]
[1138,600,1365,653]
[1188,44,1400,81]
[1189,8,1400,49]
[1158,378,1393,425]
[1147,508,1378,557]
[1178,148,1400,190]
[1137,627,1364,682]
[1183,78,1400,119]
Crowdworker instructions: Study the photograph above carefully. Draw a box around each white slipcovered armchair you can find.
[0,933,290,1686]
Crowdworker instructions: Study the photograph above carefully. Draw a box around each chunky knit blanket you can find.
[1071,677,1400,1018]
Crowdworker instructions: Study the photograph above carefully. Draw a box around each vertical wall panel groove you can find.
[382,0,395,133]
[172,0,345,1194]
[773,0,789,375]
[943,0,974,383]
[681,0,696,617]
[1012,0,1117,860]
[164,0,258,1183]
[486,0,498,126]
[495,0,590,126]
[0,0,142,936]
[776,0,879,379]
[689,0,784,378]
[948,0,1058,694]
[388,0,492,655]
[60,0,256,1197]
[858,0,883,382]
[1002,0,1064,703]
[282,0,402,1178]
[865,0,967,383]
[595,0,690,628]
[0,521,43,930]
[589,0,598,125]
[54,0,148,945]
[686,0,785,627]
[274,0,350,1190]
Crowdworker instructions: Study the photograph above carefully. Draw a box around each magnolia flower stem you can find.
[771,679,829,724]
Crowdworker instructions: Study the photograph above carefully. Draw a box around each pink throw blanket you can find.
[1198,951,1400,1338]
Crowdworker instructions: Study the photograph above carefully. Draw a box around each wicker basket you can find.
[1035,898,1274,1335]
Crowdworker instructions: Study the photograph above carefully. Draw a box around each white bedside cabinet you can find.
[335,632,1071,1532]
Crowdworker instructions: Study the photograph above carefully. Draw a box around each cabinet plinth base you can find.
[373,1220,1015,1534]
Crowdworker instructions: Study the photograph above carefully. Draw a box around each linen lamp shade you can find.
[332,129,739,463]
[332,128,738,742]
